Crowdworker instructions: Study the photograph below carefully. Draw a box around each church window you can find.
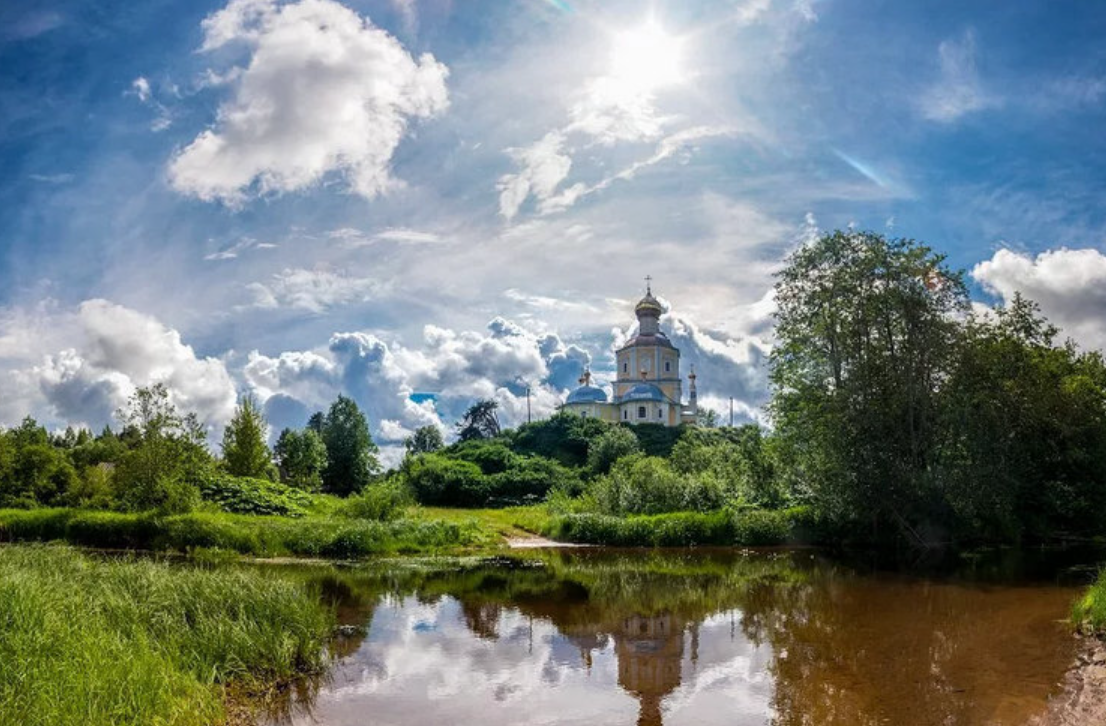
[657,408,663,419]
[665,361,671,373]
[638,406,646,419]
[623,410,628,420]
[623,362,628,373]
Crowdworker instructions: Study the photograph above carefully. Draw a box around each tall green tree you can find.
[321,395,380,496]
[455,399,501,441]
[221,396,273,479]
[274,427,327,491]
[404,425,444,455]
[769,231,968,543]
[586,425,641,475]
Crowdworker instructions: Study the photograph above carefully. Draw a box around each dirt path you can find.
[1030,636,1106,726]
[505,535,589,549]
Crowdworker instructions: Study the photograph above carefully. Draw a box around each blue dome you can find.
[565,385,608,404]
[621,383,666,402]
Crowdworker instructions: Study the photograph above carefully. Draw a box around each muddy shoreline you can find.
[1032,634,1106,726]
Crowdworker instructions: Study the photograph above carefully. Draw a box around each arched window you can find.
[657,408,663,419]
[637,406,646,419]
[622,410,628,420]
[623,362,628,373]
[665,361,671,373]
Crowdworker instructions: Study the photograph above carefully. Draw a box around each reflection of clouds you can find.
[287,594,780,726]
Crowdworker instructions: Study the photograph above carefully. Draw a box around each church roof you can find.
[634,291,664,317]
[565,385,608,404]
[620,383,667,402]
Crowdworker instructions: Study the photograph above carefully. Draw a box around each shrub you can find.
[487,456,582,506]
[402,454,486,506]
[198,473,313,517]
[1073,569,1106,635]
[338,480,412,521]
[587,425,641,475]
[592,455,724,516]
[544,508,798,547]
[731,509,793,545]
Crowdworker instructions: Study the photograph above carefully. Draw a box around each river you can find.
[257,547,1099,726]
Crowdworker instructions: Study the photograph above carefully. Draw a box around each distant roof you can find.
[620,383,667,402]
[565,385,608,404]
[617,332,676,351]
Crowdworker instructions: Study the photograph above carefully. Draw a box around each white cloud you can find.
[169,0,449,204]
[920,29,998,122]
[204,235,277,260]
[972,247,1106,351]
[497,132,573,220]
[246,268,386,312]
[131,76,152,103]
[328,227,441,247]
[0,300,237,433]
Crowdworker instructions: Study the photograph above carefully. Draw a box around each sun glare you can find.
[608,21,685,93]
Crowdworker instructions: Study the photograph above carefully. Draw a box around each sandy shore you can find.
[1030,635,1106,726]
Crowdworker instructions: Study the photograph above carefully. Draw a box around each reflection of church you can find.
[561,281,698,427]
[615,614,697,726]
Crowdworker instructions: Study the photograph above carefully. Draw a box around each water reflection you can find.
[264,549,1088,726]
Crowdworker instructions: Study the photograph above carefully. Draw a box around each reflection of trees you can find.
[276,549,1076,726]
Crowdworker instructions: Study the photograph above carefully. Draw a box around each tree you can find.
[221,396,274,479]
[769,231,968,543]
[455,399,501,442]
[405,425,444,455]
[587,425,641,475]
[113,384,209,513]
[695,408,720,427]
[321,395,380,496]
[274,427,327,491]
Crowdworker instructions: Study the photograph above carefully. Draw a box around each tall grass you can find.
[544,508,803,547]
[0,544,334,726]
[1073,568,1106,635]
[0,508,480,559]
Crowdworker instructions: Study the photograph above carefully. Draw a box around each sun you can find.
[608,21,685,94]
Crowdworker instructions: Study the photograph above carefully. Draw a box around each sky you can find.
[2,0,1105,463]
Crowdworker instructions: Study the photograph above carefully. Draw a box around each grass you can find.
[411,505,552,539]
[0,544,334,726]
[543,508,804,547]
[1073,568,1106,635]
[0,508,488,559]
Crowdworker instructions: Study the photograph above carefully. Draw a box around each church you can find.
[561,281,698,427]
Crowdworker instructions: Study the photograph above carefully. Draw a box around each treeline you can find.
[0,384,385,517]
[3,230,1105,548]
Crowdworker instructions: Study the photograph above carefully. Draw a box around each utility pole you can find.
[526,386,532,424]
[729,396,734,427]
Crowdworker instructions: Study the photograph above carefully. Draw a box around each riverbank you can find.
[0,544,334,726]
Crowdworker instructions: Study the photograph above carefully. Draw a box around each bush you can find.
[591,455,724,516]
[487,456,583,506]
[338,480,412,521]
[198,473,313,517]
[402,454,487,507]
[587,426,641,475]
[544,508,799,547]
[1073,569,1106,635]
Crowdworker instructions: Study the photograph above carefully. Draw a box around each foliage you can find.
[1073,569,1106,635]
[628,422,687,458]
[401,454,486,507]
[221,395,275,480]
[198,473,314,517]
[769,231,969,543]
[936,295,1106,540]
[510,411,609,467]
[112,385,212,514]
[455,399,502,441]
[670,426,785,508]
[586,425,641,475]
[321,395,380,496]
[449,438,519,474]
[0,508,480,558]
[404,425,444,455]
[544,508,799,547]
[0,544,333,726]
[337,480,412,521]
[590,454,724,516]
[274,427,327,491]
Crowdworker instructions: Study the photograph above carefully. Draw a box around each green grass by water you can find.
[0,544,334,726]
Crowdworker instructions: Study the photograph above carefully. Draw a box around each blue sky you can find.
[2,0,1105,460]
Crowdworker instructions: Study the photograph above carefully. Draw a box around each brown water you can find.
[261,548,1097,726]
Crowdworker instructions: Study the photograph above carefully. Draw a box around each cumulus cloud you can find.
[0,300,237,432]
[169,0,449,204]
[920,29,998,122]
[971,247,1106,351]
[497,132,573,220]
